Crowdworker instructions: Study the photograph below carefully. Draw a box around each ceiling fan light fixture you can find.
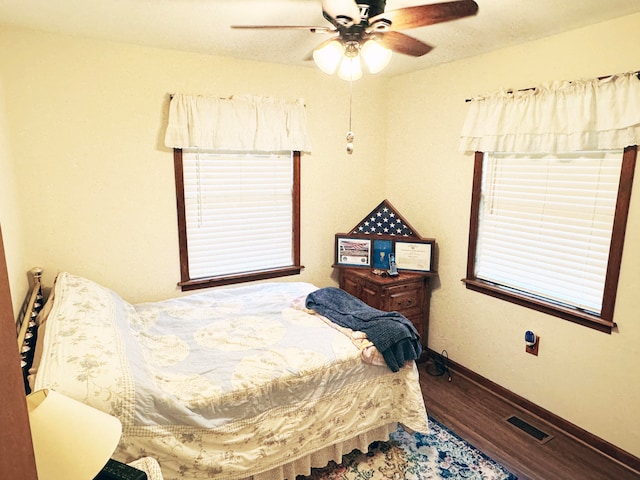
[361,40,392,74]
[338,54,363,81]
[313,40,344,75]
[235,0,480,80]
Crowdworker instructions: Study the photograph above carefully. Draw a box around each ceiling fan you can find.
[232,0,479,80]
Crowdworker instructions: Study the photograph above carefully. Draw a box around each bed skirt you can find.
[251,422,397,480]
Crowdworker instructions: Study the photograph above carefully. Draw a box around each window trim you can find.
[463,146,637,333]
[173,148,302,291]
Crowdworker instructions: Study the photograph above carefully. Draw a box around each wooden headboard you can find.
[16,267,43,350]
[16,267,43,394]
[0,226,38,479]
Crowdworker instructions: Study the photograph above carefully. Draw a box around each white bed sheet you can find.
[34,273,428,479]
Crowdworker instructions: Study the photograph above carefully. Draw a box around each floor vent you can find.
[506,415,553,444]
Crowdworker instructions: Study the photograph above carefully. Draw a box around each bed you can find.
[21,270,429,480]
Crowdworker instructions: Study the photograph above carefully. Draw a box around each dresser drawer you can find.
[340,273,361,298]
[359,282,382,309]
[402,308,424,333]
[385,283,424,311]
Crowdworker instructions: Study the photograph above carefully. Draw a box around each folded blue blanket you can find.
[305,287,421,372]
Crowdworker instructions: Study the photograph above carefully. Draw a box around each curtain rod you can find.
[169,93,235,100]
[464,70,640,102]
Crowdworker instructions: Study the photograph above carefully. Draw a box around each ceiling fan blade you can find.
[231,25,334,33]
[377,31,434,57]
[321,0,361,27]
[370,0,478,32]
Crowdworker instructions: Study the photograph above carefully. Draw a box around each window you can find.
[174,149,302,291]
[464,146,637,332]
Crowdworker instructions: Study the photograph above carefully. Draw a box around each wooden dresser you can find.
[337,267,434,349]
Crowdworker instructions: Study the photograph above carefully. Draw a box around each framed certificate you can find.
[335,236,371,267]
[394,240,434,272]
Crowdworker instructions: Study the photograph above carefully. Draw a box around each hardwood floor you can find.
[418,363,640,480]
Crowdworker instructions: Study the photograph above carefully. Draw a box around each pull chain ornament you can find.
[346,131,354,154]
[347,77,354,154]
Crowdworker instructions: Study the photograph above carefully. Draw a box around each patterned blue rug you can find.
[300,418,518,480]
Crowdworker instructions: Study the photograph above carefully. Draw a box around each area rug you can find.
[298,418,517,480]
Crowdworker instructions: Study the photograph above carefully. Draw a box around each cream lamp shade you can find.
[313,40,344,75]
[26,389,122,480]
[338,54,363,81]
[360,40,392,74]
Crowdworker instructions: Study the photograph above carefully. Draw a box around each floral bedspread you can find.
[34,273,428,480]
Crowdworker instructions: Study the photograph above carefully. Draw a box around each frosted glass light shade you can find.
[27,389,122,480]
[361,40,392,74]
[338,55,363,81]
[313,40,344,75]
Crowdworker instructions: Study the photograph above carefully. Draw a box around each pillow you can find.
[32,271,139,418]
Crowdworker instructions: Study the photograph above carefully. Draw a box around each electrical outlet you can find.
[526,336,540,356]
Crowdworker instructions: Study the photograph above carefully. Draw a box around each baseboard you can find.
[427,348,640,475]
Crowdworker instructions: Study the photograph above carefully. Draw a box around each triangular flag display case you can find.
[334,199,436,273]
[348,199,418,238]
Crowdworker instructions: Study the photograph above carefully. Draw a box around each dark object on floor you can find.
[427,350,452,381]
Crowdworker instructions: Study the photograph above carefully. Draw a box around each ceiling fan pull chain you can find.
[346,78,355,154]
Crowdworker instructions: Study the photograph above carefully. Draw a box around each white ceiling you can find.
[1,0,640,77]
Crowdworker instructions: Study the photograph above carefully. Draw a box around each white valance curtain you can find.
[460,71,640,153]
[164,94,312,152]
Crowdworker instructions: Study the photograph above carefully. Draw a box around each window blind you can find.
[183,150,294,279]
[476,151,623,314]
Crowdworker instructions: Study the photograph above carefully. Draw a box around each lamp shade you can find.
[361,40,392,74]
[338,54,363,81]
[26,389,122,480]
[313,40,344,75]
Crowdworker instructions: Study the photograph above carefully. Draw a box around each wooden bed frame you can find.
[16,267,42,354]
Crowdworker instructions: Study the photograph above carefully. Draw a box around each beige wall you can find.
[0,25,388,302]
[386,13,640,457]
[1,11,639,461]
[0,72,28,316]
